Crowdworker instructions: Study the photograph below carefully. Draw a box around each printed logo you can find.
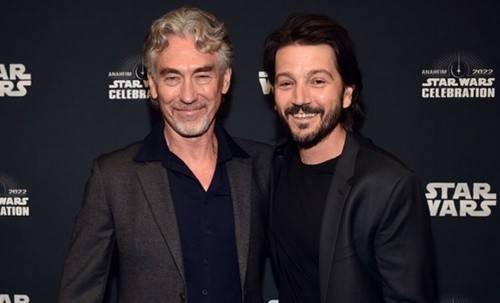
[0,64,32,97]
[426,182,497,217]
[108,55,150,100]
[0,294,30,303]
[421,51,495,99]
[0,173,30,217]
[258,71,273,95]
[439,293,473,303]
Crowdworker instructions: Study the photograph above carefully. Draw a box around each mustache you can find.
[284,104,324,116]
[174,101,207,111]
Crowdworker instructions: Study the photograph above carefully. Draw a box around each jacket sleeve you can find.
[58,160,115,303]
[373,173,436,303]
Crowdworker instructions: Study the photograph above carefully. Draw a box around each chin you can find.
[292,130,316,142]
[175,120,212,138]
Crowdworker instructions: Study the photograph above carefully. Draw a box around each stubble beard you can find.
[166,101,214,138]
[282,104,342,149]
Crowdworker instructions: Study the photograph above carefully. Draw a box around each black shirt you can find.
[272,146,338,303]
[134,121,248,303]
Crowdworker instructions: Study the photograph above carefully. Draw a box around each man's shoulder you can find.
[233,137,274,158]
[94,141,143,168]
[349,136,424,203]
[351,135,415,178]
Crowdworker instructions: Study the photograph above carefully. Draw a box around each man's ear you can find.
[342,85,354,108]
[221,67,232,94]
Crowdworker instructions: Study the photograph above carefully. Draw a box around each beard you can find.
[281,103,342,149]
[164,101,215,138]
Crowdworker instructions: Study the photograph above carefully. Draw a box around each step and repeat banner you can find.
[1,0,498,302]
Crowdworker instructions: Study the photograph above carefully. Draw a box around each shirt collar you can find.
[134,120,249,164]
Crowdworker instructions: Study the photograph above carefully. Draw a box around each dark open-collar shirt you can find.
[134,121,248,303]
[273,145,338,303]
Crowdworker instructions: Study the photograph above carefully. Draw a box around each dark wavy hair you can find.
[263,13,364,131]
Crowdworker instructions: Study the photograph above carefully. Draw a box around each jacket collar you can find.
[319,133,359,303]
[133,122,254,290]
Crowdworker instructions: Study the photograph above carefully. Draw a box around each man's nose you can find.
[180,79,196,103]
[292,83,310,106]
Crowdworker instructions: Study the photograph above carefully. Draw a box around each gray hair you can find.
[143,7,233,76]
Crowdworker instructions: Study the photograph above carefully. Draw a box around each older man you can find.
[59,7,272,303]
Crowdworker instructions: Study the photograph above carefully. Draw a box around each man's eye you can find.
[277,81,293,88]
[195,74,212,83]
[164,76,181,85]
[312,79,326,85]
[165,76,179,81]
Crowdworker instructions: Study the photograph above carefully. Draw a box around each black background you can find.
[1,0,499,302]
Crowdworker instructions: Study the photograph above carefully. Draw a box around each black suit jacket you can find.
[270,133,436,303]
[59,137,273,303]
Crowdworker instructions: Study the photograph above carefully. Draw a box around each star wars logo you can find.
[108,55,150,100]
[421,51,495,99]
[0,294,30,303]
[108,79,149,99]
[422,77,495,98]
[426,182,497,217]
[0,175,30,217]
[0,64,32,97]
[258,71,273,95]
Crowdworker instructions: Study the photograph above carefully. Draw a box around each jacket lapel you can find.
[135,162,185,281]
[226,158,252,291]
[319,134,359,303]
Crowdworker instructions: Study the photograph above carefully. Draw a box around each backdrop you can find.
[1,0,498,302]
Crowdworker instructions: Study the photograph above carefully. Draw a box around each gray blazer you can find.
[59,138,273,303]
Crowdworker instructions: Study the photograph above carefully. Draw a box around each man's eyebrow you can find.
[275,69,334,80]
[275,72,292,79]
[307,69,334,79]
[194,64,215,73]
[157,65,215,77]
[158,67,180,77]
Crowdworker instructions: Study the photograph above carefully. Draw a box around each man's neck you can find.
[298,125,347,165]
[164,128,218,161]
[163,124,218,191]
